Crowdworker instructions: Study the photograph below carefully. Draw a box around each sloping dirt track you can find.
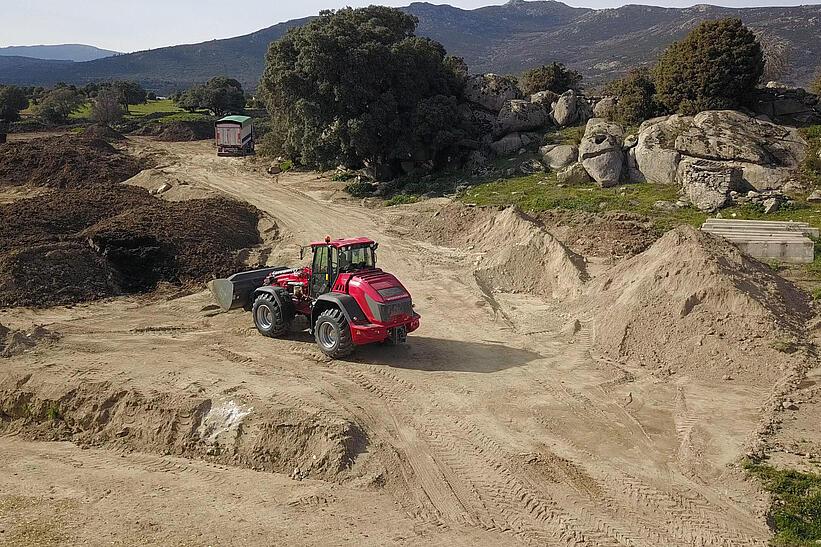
[2,137,814,545]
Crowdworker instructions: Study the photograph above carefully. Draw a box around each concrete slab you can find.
[702,219,819,238]
[700,219,816,264]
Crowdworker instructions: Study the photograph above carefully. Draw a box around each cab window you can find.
[311,246,330,295]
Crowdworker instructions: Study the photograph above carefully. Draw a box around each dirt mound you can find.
[0,373,365,482]
[471,208,589,300]
[537,210,659,258]
[396,203,588,299]
[396,201,489,246]
[0,324,59,358]
[0,135,142,188]
[0,186,262,307]
[80,123,126,142]
[136,120,213,142]
[0,243,124,308]
[83,197,262,291]
[587,225,813,382]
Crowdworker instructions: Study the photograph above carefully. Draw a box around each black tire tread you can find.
[315,308,354,358]
[252,293,288,338]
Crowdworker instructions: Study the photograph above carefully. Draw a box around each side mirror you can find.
[373,242,379,251]
[300,247,304,261]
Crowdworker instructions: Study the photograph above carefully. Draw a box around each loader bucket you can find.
[209,267,292,311]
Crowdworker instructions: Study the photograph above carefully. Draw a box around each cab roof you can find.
[310,237,375,249]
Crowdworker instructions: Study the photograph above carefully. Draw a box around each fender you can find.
[311,293,366,327]
[254,286,296,321]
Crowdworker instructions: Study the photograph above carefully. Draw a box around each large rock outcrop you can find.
[634,115,690,185]
[489,132,540,156]
[464,74,522,113]
[552,90,593,127]
[578,118,624,187]
[540,144,578,169]
[496,99,551,136]
[633,111,807,207]
[746,85,821,127]
[593,96,617,119]
[677,158,741,212]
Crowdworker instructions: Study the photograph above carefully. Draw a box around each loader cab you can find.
[307,237,378,297]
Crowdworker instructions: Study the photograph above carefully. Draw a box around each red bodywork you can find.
[260,238,420,345]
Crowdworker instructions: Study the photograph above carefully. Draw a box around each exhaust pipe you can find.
[209,267,293,311]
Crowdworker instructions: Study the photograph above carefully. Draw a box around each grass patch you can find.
[464,173,707,229]
[769,339,801,354]
[744,460,821,546]
[68,102,92,120]
[152,111,211,124]
[126,99,182,117]
[543,125,585,146]
[385,194,419,206]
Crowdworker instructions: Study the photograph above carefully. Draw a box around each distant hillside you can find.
[1,1,819,94]
[0,44,119,62]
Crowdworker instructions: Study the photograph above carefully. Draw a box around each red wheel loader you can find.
[211,237,420,358]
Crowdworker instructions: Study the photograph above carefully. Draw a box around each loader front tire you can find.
[314,308,354,359]
[253,293,289,337]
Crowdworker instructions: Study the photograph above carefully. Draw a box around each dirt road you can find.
[0,139,779,545]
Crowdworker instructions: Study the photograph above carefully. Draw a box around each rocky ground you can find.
[1,136,819,545]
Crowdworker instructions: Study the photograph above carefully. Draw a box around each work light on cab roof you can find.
[210,235,419,358]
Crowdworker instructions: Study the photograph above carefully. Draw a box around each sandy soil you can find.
[2,137,814,545]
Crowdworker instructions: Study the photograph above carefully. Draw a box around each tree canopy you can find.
[518,62,582,96]
[604,68,661,125]
[259,6,470,173]
[33,87,85,124]
[111,81,148,109]
[91,87,126,124]
[654,18,764,115]
[175,77,245,117]
[0,85,29,122]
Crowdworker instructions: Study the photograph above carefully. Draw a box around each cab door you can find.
[310,246,332,296]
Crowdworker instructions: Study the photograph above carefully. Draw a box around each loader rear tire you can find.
[253,293,289,337]
[314,308,354,359]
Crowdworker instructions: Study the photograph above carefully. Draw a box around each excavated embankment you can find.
[0,373,367,482]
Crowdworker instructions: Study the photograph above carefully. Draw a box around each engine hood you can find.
[350,269,411,303]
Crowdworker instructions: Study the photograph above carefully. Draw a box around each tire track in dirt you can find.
[364,362,766,546]
[523,321,765,544]
[542,434,767,546]
[335,364,636,546]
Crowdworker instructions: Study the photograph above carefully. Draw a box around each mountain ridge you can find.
[0,44,120,62]
[0,1,818,93]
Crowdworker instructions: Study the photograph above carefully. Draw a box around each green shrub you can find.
[259,7,471,173]
[519,62,583,95]
[344,180,375,197]
[605,68,662,125]
[654,18,764,115]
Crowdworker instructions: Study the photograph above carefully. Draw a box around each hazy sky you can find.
[3,0,819,52]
